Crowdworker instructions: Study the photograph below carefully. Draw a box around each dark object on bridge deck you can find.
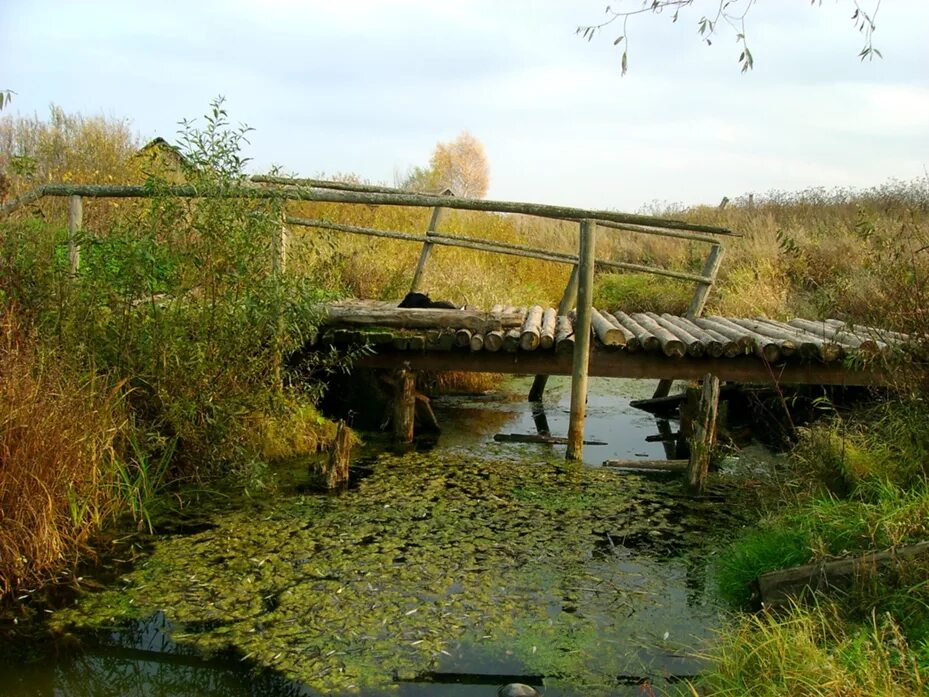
[755,541,929,608]
[398,291,458,310]
[602,459,688,471]
[686,374,720,494]
[494,433,607,446]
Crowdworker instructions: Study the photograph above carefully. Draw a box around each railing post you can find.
[566,219,596,461]
[652,242,725,399]
[528,263,579,401]
[409,203,447,294]
[68,195,82,274]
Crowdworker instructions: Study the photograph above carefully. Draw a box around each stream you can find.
[0,377,764,697]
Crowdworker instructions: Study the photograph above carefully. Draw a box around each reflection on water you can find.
[1,378,753,697]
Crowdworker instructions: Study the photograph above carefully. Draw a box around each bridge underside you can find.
[357,348,886,386]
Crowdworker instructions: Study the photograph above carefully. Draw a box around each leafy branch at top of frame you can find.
[577,0,882,76]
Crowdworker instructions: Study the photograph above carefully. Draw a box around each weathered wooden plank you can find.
[324,306,523,333]
[539,308,557,350]
[630,313,686,358]
[520,305,544,351]
[647,312,705,358]
[590,308,627,347]
[602,459,688,471]
[703,317,781,362]
[612,311,659,352]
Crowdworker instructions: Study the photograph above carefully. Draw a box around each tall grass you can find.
[0,310,126,595]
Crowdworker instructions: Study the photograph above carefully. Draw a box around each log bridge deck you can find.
[320,300,899,387]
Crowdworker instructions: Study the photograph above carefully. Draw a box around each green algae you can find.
[55,452,753,694]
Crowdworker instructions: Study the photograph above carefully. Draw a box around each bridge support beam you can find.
[566,220,596,461]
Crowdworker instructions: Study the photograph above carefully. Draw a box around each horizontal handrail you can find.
[0,182,737,236]
[286,216,714,284]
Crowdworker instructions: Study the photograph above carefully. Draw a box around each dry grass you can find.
[0,310,126,595]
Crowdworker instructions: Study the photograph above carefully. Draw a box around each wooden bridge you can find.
[2,175,917,476]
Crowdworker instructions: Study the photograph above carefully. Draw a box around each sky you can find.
[2,1,927,211]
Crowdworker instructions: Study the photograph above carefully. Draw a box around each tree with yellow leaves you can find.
[403,131,489,199]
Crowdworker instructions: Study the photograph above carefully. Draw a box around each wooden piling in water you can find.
[393,369,416,443]
[687,374,719,494]
[566,220,596,461]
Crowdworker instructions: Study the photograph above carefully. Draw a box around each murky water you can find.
[1,377,758,697]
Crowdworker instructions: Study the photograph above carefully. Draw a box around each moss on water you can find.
[54,453,754,694]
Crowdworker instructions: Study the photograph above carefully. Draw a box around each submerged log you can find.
[494,433,607,445]
[756,541,929,608]
[647,312,705,358]
[630,313,686,358]
[602,459,688,471]
[612,311,658,352]
[415,393,440,433]
[590,308,627,347]
[539,307,557,350]
[520,305,544,351]
[687,374,719,494]
[324,420,353,488]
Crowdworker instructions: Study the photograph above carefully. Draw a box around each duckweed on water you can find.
[55,453,753,694]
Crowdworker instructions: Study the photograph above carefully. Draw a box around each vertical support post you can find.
[410,200,449,293]
[566,220,596,461]
[272,213,288,274]
[394,368,416,444]
[68,195,82,275]
[652,242,724,400]
[687,373,720,494]
[528,263,579,401]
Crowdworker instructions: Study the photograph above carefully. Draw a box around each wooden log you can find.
[393,370,416,443]
[754,318,844,362]
[680,320,740,358]
[602,459,688,471]
[428,330,456,351]
[612,311,658,352]
[324,306,522,333]
[539,308,557,350]
[408,335,426,351]
[68,194,82,274]
[630,313,686,358]
[687,374,719,494]
[324,421,353,489]
[469,332,484,352]
[590,308,627,347]
[601,312,639,351]
[529,265,579,401]
[455,327,472,348]
[484,329,505,352]
[415,393,440,432]
[685,243,725,318]
[661,314,725,358]
[555,315,574,354]
[494,433,607,445]
[393,336,410,350]
[647,312,705,358]
[727,318,810,359]
[490,304,504,314]
[504,327,521,352]
[631,383,741,415]
[825,318,910,344]
[520,305,544,351]
[791,318,886,353]
[567,220,596,461]
[756,541,929,608]
[703,317,781,362]
[409,204,447,293]
[693,317,752,352]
